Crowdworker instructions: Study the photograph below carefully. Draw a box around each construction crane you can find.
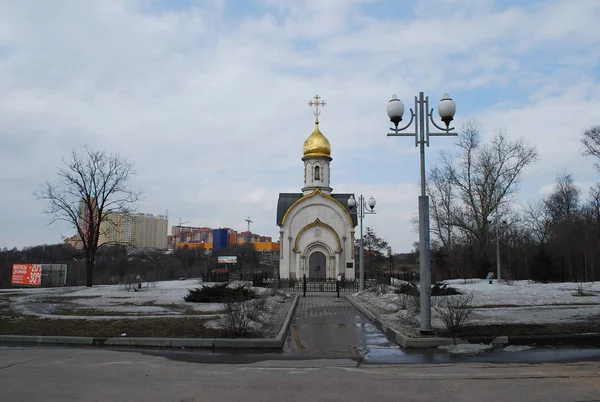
[175,217,191,248]
[245,217,253,233]
[178,217,191,228]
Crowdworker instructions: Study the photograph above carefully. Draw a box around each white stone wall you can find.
[279,192,355,279]
[302,157,332,195]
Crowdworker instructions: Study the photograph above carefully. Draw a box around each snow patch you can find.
[439,343,494,355]
[504,345,534,352]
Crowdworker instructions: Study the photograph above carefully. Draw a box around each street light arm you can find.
[387,108,416,133]
[362,202,377,216]
[427,109,456,133]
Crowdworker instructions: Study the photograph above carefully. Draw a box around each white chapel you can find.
[276,95,358,280]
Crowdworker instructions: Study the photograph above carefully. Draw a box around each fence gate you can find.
[274,275,359,294]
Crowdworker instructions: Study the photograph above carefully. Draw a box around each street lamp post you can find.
[202,249,212,281]
[347,194,376,291]
[386,92,457,332]
[487,214,507,282]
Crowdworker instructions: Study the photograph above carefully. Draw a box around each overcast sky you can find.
[1,0,599,253]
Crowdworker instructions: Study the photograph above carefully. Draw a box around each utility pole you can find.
[388,246,393,278]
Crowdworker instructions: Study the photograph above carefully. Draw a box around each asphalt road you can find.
[1,347,599,402]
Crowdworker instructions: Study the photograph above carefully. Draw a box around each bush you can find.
[408,295,420,315]
[394,282,460,297]
[218,293,270,335]
[574,281,594,297]
[183,283,257,303]
[394,282,419,296]
[219,301,252,334]
[433,293,474,341]
[431,282,460,296]
[369,283,389,296]
[395,292,410,310]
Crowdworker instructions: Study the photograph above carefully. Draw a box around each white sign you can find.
[218,256,237,264]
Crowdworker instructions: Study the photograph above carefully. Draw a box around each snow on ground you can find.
[445,279,600,325]
[354,279,600,328]
[445,279,600,307]
[1,279,294,337]
[2,279,241,318]
[438,343,493,355]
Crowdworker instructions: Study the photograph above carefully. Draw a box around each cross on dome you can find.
[303,94,331,158]
[308,94,326,123]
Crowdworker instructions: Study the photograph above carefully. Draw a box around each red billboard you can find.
[11,264,42,286]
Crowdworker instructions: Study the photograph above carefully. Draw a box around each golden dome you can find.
[303,121,331,158]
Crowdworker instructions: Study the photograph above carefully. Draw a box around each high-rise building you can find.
[99,212,168,250]
[77,196,98,244]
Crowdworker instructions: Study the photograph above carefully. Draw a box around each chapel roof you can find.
[276,192,358,227]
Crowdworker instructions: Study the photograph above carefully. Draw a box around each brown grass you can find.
[0,315,259,338]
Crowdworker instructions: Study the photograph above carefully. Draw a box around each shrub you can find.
[218,293,269,335]
[408,295,420,315]
[369,283,389,296]
[396,292,411,310]
[431,282,460,296]
[184,283,257,303]
[573,281,594,297]
[394,282,460,297]
[219,301,252,334]
[394,282,419,296]
[433,292,474,342]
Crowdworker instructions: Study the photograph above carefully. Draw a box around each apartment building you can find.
[99,212,168,250]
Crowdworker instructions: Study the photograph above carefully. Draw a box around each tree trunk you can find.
[86,252,95,287]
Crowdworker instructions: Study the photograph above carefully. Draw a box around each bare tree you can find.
[429,120,538,274]
[581,125,600,170]
[545,173,580,280]
[523,200,552,246]
[428,166,457,251]
[35,148,140,287]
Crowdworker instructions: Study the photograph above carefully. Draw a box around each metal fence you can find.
[202,271,419,293]
[267,275,360,294]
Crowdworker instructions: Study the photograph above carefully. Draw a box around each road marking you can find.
[236,367,320,372]
[293,325,303,350]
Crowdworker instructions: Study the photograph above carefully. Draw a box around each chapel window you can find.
[314,166,320,180]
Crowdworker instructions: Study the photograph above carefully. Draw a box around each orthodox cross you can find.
[308,94,326,122]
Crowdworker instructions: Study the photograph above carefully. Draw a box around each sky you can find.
[0,0,599,254]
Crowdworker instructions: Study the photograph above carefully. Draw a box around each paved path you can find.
[283,293,399,357]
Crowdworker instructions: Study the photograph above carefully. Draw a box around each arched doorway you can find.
[308,251,326,279]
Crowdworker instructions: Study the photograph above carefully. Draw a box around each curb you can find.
[346,295,600,348]
[345,295,454,348]
[463,332,600,346]
[0,295,299,350]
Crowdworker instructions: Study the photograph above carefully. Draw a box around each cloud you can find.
[0,0,599,254]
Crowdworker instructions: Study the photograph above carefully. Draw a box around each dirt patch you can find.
[0,316,261,338]
[35,296,101,304]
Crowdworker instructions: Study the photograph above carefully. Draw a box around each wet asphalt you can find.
[283,294,396,356]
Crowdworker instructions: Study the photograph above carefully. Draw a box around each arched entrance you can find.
[308,251,326,279]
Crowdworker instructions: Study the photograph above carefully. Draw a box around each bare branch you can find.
[581,125,600,171]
